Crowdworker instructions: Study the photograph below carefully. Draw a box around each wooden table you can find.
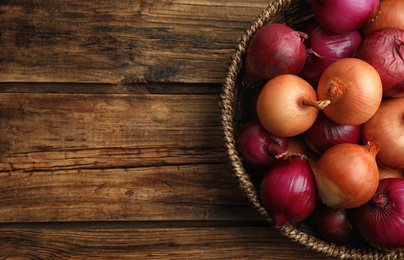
[0,0,334,259]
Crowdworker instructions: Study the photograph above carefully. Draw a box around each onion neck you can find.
[267,143,288,159]
[365,141,380,157]
[302,99,330,110]
[299,31,308,42]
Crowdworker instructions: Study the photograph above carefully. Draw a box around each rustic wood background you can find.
[0,0,335,259]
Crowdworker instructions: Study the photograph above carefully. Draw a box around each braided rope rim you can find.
[219,0,404,259]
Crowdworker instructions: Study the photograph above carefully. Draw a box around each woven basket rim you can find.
[220,0,404,259]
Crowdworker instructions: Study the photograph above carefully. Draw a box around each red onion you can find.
[304,111,361,156]
[236,118,288,169]
[311,0,379,33]
[354,27,404,97]
[299,19,362,87]
[245,23,308,88]
[313,202,361,245]
[354,178,404,250]
[260,155,317,228]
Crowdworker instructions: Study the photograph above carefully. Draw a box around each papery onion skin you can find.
[304,111,361,156]
[256,74,319,137]
[317,58,383,125]
[354,27,404,97]
[315,142,380,209]
[378,166,404,180]
[299,19,362,87]
[362,97,404,170]
[311,0,379,33]
[236,118,288,169]
[361,0,404,36]
[260,155,317,228]
[245,23,308,88]
[354,178,404,251]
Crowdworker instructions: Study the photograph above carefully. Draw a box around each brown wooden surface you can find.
[0,0,337,259]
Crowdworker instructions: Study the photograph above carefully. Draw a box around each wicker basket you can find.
[220,0,404,259]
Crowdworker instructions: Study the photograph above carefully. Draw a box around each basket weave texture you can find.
[220,0,404,259]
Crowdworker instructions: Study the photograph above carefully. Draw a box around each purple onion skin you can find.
[260,155,317,228]
[313,202,361,245]
[311,0,379,33]
[304,112,361,156]
[299,19,362,87]
[353,178,404,251]
[245,23,308,88]
[354,27,404,97]
[237,118,288,169]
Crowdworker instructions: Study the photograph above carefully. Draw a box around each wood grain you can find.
[0,92,262,222]
[0,93,222,152]
[0,0,270,84]
[0,227,334,259]
[0,163,262,222]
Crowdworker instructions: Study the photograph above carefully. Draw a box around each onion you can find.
[353,178,404,250]
[245,23,308,88]
[256,74,328,137]
[362,97,404,170]
[315,141,380,209]
[378,166,404,180]
[236,118,288,169]
[260,155,317,228]
[361,0,404,36]
[354,27,404,97]
[304,111,361,156]
[313,202,360,245]
[317,58,383,125]
[288,135,319,174]
[311,0,379,33]
[299,19,362,87]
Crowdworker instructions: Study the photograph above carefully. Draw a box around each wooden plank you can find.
[0,93,261,222]
[0,93,221,154]
[0,163,262,222]
[0,227,334,259]
[0,82,222,94]
[0,0,271,84]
